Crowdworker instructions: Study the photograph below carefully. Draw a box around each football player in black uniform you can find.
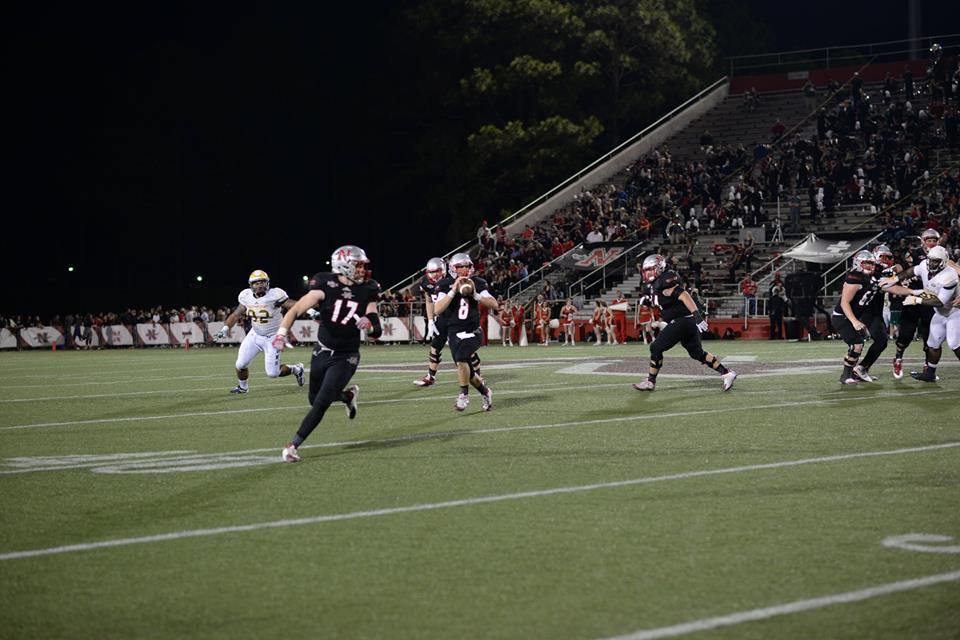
[631,254,737,392]
[272,245,382,462]
[830,250,925,384]
[413,257,448,386]
[847,244,896,382]
[891,229,943,379]
[432,252,498,411]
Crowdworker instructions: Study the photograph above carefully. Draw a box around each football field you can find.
[1,341,958,639]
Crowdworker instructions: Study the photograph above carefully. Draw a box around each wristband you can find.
[277,326,289,337]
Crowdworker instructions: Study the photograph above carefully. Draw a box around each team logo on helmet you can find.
[640,254,666,283]
[872,244,894,268]
[926,245,948,275]
[331,245,370,284]
[852,250,876,274]
[448,252,474,278]
[425,257,445,284]
[248,269,270,297]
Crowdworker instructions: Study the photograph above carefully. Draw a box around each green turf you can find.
[0,342,958,639]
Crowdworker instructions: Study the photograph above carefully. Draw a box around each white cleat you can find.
[721,370,737,391]
[281,443,300,463]
[892,358,903,380]
[852,365,874,383]
[632,380,656,391]
[481,388,493,412]
[230,385,248,394]
[455,393,470,411]
[413,375,436,387]
[293,363,305,386]
[344,385,359,419]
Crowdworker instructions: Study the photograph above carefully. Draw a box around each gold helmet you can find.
[248,270,270,297]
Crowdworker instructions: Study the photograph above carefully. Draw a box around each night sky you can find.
[6,1,959,316]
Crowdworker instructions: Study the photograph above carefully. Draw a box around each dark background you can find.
[5,1,959,315]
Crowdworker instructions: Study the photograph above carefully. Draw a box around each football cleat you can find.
[909,367,938,383]
[852,365,874,383]
[633,380,656,391]
[455,393,470,411]
[344,385,359,419]
[230,385,248,394]
[892,358,903,380]
[840,375,860,385]
[721,370,738,391]
[293,363,305,387]
[281,443,300,463]
[413,375,436,387]
[481,388,493,412]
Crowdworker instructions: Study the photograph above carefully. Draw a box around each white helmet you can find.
[921,228,941,250]
[926,245,949,275]
[872,244,894,268]
[641,254,666,283]
[425,257,445,283]
[331,245,370,283]
[852,250,876,274]
[248,269,270,297]
[448,252,474,278]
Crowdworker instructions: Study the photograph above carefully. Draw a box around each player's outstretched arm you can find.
[215,304,246,340]
[273,290,325,349]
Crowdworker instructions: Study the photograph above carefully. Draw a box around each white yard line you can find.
[1,442,956,561]
[2,382,952,433]
[601,570,960,640]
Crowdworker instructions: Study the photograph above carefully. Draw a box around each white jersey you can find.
[238,287,289,336]
[915,261,960,318]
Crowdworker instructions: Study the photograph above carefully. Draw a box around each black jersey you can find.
[647,270,691,323]
[832,270,881,320]
[418,275,445,303]
[419,275,447,328]
[436,275,492,331]
[307,272,381,351]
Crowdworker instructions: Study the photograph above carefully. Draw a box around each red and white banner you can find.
[21,327,64,348]
[101,325,134,347]
[374,317,410,342]
[410,316,427,341]
[291,320,320,344]
[169,322,205,345]
[208,322,245,344]
[136,323,171,346]
[0,328,17,349]
[68,325,100,348]
[487,321,502,341]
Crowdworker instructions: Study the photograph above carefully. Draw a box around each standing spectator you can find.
[768,276,787,339]
[476,220,493,250]
[610,289,628,344]
[740,274,758,316]
[803,79,817,111]
[903,65,914,98]
[789,191,802,232]
[771,118,786,141]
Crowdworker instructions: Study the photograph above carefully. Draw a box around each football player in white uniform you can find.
[215,270,304,394]
[898,246,960,381]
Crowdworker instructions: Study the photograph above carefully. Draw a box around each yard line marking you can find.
[1,385,954,433]
[601,569,960,640]
[0,442,956,560]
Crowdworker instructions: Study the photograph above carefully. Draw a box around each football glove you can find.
[877,276,899,289]
[214,327,228,340]
[306,308,320,320]
[693,311,708,333]
[426,318,439,340]
[903,295,922,306]
[356,316,372,332]
[271,334,287,350]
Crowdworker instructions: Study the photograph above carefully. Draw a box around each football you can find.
[459,280,475,296]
